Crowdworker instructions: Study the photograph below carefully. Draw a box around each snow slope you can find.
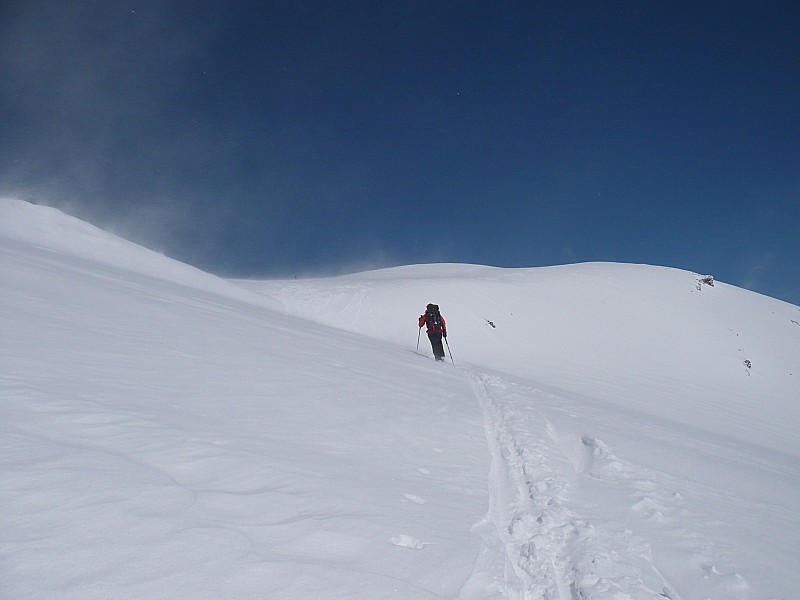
[1,200,488,599]
[241,264,800,599]
[240,263,800,457]
[2,198,799,599]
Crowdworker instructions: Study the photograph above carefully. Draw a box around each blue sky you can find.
[2,1,798,305]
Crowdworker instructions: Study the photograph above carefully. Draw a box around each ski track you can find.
[462,373,686,600]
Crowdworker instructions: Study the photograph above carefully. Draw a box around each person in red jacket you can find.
[419,303,447,361]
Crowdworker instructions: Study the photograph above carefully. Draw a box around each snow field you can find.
[244,262,799,599]
[2,202,490,598]
[2,199,799,599]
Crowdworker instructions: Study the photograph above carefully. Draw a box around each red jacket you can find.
[419,312,447,334]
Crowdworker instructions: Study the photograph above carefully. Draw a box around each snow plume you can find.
[0,2,230,258]
[2,199,798,599]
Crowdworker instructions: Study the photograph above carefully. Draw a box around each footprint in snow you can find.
[632,496,670,522]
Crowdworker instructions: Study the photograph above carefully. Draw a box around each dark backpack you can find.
[425,304,442,329]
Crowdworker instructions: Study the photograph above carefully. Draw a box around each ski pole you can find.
[416,326,422,353]
[444,337,454,364]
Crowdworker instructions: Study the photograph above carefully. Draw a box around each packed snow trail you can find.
[453,366,791,600]
[459,373,682,600]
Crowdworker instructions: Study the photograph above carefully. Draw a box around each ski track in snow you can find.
[461,372,703,600]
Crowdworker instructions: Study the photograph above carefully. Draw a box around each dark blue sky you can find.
[2,1,799,305]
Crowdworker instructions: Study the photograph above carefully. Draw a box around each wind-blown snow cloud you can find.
[0,3,232,249]
[2,3,798,305]
[1,3,402,275]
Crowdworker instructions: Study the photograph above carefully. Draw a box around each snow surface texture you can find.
[2,198,799,599]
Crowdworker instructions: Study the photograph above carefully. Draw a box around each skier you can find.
[419,303,447,361]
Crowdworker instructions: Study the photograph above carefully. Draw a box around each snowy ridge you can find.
[2,199,799,599]
[0,198,282,311]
